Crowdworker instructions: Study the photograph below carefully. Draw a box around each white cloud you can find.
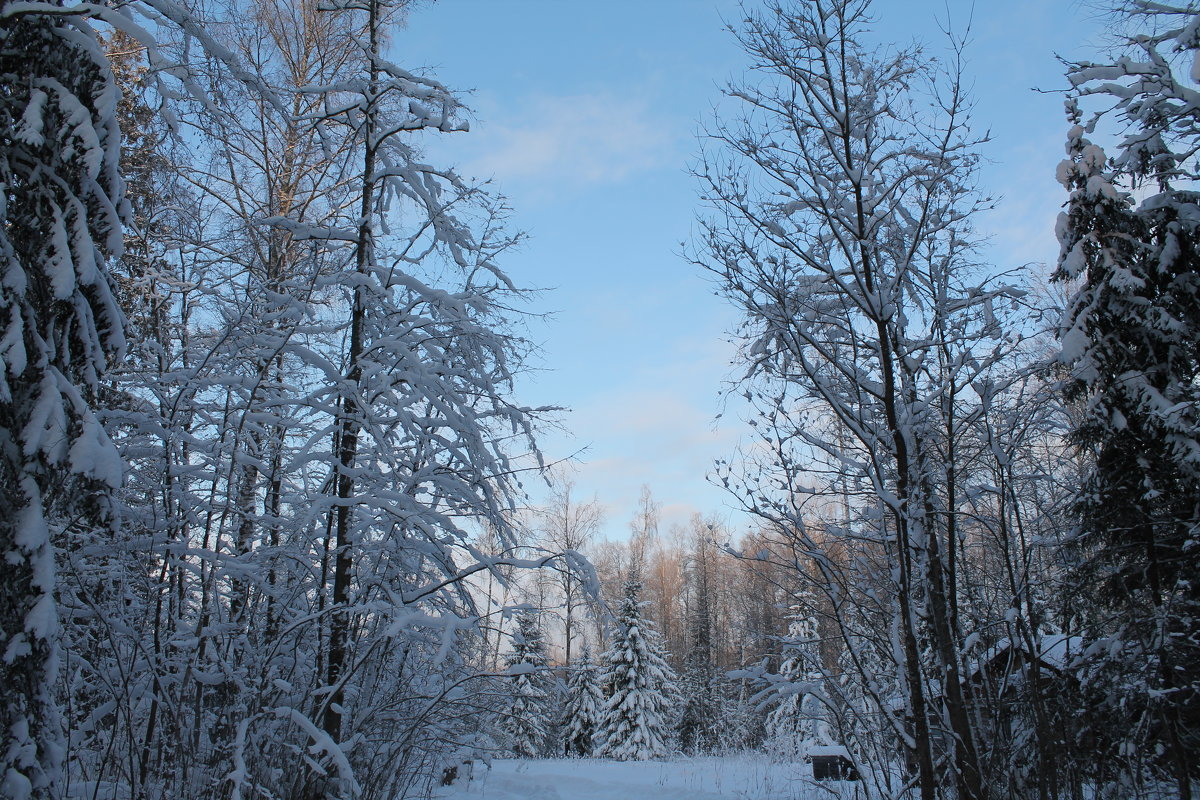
[463,92,678,186]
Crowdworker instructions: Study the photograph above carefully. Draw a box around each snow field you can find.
[432,755,860,800]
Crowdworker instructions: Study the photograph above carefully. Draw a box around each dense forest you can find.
[0,1,1197,799]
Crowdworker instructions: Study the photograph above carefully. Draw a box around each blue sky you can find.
[398,0,1108,542]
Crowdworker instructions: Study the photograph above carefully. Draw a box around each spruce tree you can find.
[596,579,676,760]
[1,7,125,797]
[498,612,552,758]
[676,646,718,755]
[1056,9,1200,792]
[561,646,604,757]
[766,603,829,757]
[677,544,718,755]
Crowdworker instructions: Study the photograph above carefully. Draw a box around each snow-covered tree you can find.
[677,533,719,754]
[0,6,126,796]
[17,0,555,796]
[693,1,1019,797]
[1056,5,1200,795]
[716,688,765,754]
[596,579,676,760]
[561,646,604,757]
[499,612,553,757]
[765,600,829,757]
[537,477,604,666]
[305,9,546,789]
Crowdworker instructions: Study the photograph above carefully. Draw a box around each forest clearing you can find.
[432,757,845,800]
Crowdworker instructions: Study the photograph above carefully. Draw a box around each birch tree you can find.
[537,476,603,665]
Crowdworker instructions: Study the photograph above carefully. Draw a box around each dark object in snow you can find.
[441,760,473,786]
[967,634,1081,696]
[810,746,857,781]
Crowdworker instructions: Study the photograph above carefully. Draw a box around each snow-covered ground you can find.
[431,755,860,800]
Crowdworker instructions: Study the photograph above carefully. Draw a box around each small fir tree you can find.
[561,646,604,756]
[677,557,719,754]
[498,612,552,758]
[766,603,830,757]
[676,651,719,755]
[596,579,676,760]
[717,688,765,753]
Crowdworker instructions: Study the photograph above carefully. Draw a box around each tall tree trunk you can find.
[322,0,380,745]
